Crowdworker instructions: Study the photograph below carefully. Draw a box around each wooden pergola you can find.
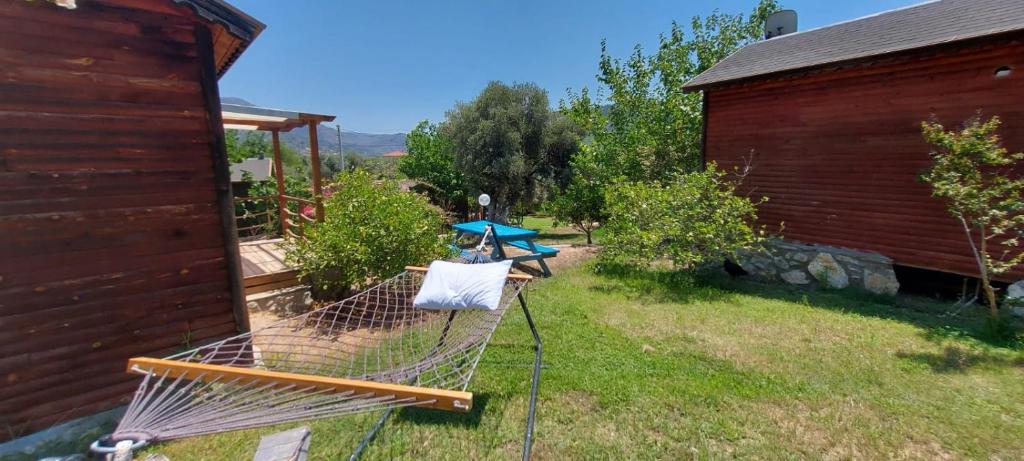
[221,103,336,233]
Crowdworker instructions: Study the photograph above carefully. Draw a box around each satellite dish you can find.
[477,194,491,207]
[765,10,797,39]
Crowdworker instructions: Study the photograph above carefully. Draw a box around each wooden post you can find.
[308,122,324,221]
[194,24,249,332]
[271,130,288,236]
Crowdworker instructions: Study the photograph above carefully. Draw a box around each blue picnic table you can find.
[451,220,559,277]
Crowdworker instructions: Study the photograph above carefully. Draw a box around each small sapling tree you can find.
[547,176,606,245]
[921,115,1024,316]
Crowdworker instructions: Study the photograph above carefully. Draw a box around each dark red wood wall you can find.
[705,35,1024,281]
[0,0,243,438]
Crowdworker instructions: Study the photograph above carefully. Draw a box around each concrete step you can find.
[246,284,312,316]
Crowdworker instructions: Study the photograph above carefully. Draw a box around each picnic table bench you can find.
[451,220,558,277]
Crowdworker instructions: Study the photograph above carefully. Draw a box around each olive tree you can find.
[444,81,580,223]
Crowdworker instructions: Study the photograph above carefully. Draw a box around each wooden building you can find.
[0,0,264,439]
[684,0,1024,281]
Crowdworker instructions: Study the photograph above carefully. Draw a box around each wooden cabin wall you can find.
[704,35,1024,281]
[0,0,244,438]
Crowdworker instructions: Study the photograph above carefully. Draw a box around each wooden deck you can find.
[240,239,302,294]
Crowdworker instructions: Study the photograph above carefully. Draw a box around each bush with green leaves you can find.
[600,164,766,269]
[235,176,312,237]
[546,176,606,245]
[285,170,451,297]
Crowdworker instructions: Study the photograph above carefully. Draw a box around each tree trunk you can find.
[980,272,999,315]
[978,226,999,316]
[488,203,511,224]
[585,229,592,245]
[959,217,999,315]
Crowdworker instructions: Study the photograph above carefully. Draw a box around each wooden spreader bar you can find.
[126,357,473,413]
[404,265,534,281]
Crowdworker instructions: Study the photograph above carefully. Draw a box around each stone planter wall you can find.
[736,240,900,295]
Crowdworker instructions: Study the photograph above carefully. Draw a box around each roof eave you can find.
[172,0,266,76]
[174,0,265,42]
[682,29,1024,93]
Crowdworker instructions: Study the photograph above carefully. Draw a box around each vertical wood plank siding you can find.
[704,36,1024,280]
[0,0,244,438]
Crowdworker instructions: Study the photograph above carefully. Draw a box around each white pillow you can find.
[413,260,513,311]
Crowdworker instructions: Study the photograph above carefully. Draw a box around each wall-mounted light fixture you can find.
[994,66,1012,78]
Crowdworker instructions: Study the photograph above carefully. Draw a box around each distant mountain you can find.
[221,96,254,106]
[221,97,406,157]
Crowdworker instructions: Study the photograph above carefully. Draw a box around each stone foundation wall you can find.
[736,240,900,295]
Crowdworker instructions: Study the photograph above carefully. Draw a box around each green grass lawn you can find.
[144,262,1024,460]
[520,215,602,245]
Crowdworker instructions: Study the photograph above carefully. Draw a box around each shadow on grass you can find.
[706,273,1023,350]
[596,261,1022,351]
[896,345,1024,373]
[590,262,735,305]
[392,393,493,428]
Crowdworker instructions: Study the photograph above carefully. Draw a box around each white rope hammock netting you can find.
[98,268,529,450]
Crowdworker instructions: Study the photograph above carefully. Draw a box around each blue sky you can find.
[220,0,921,134]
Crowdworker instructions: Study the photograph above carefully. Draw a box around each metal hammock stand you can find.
[91,266,542,460]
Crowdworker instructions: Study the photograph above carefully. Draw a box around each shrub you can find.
[285,170,451,297]
[600,164,766,269]
[546,176,606,245]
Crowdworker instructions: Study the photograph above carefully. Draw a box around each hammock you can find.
[91,265,542,460]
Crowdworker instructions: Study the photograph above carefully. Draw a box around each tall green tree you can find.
[545,113,586,189]
[400,120,467,213]
[445,81,580,223]
[226,130,309,179]
[225,130,248,164]
[563,0,780,185]
[921,115,1024,316]
[225,130,271,163]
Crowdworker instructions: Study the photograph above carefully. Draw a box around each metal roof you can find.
[222,103,336,132]
[683,0,1024,91]
[230,157,273,182]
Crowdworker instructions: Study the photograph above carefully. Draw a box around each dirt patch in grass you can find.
[506,244,599,277]
[244,309,409,377]
[750,399,959,461]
